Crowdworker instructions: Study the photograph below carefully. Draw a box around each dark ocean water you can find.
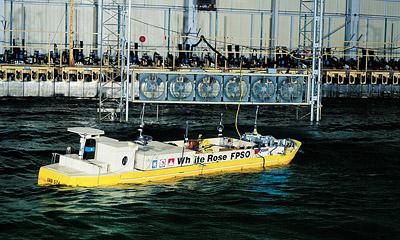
[0,98,399,240]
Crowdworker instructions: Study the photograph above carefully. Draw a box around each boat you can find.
[38,107,301,187]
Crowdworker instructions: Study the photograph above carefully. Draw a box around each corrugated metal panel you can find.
[290,16,300,49]
[3,0,400,54]
[130,8,182,47]
[360,0,385,15]
[75,7,94,51]
[258,0,272,11]
[386,1,400,17]
[249,14,262,49]
[198,11,213,39]
[24,5,66,53]
[328,17,346,47]
[279,0,300,12]
[218,0,271,11]
[216,12,252,47]
[367,19,385,44]
[262,15,271,48]
[358,18,368,47]
[277,15,291,47]
[325,0,346,14]
[143,0,184,7]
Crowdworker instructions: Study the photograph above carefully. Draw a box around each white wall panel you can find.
[142,0,184,6]
[279,0,300,12]
[368,19,385,44]
[197,11,212,39]
[219,12,252,47]
[386,1,400,17]
[390,21,400,43]
[129,8,182,48]
[75,7,94,53]
[360,0,385,15]
[3,0,400,54]
[216,0,271,11]
[249,14,261,49]
[277,15,290,47]
[262,15,271,48]
[258,0,272,11]
[358,18,368,47]
[325,0,346,14]
[328,17,346,47]
[218,0,269,10]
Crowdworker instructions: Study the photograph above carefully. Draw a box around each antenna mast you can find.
[253,106,259,135]
[217,113,224,137]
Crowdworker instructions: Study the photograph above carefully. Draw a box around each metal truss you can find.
[98,0,128,122]
[297,0,325,121]
[310,0,325,122]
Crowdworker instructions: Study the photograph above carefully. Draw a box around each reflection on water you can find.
[254,167,291,198]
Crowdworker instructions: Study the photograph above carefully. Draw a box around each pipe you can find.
[125,0,131,122]
[69,0,74,66]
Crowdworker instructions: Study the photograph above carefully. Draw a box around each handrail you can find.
[51,153,61,164]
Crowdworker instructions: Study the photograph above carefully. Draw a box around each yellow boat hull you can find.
[38,140,301,187]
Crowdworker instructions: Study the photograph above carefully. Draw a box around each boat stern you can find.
[38,164,123,187]
[37,165,74,186]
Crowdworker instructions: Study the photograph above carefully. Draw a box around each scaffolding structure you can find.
[98,0,129,122]
[311,0,325,122]
[298,0,314,49]
[95,0,325,122]
[298,0,325,122]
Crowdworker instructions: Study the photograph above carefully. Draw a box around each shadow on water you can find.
[0,98,399,239]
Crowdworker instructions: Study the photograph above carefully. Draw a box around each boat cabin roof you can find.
[67,127,105,136]
[138,141,194,155]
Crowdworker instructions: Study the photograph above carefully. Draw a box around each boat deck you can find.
[46,163,88,176]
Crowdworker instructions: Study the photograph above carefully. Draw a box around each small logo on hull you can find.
[152,160,158,169]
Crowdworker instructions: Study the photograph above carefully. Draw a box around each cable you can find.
[95,3,286,55]
[50,14,65,44]
[234,58,243,139]
[257,154,266,169]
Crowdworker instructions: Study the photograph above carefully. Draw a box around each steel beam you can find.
[9,0,13,47]
[250,14,254,49]
[167,8,171,53]
[184,0,198,45]
[344,0,360,58]
[125,0,131,122]
[64,3,68,50]
[269,0,278,53]
[69,0,74,66]
[21,4,25,41]
[259,12,264,50]
[94,0,101,52]
[0,0,5,51]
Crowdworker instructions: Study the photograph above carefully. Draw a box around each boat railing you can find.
[51,153,61,164]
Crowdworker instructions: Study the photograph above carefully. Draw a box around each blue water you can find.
[0,98,399,239]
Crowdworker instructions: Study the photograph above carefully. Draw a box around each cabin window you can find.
[83,139,96,160]
[122,156,128,166]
